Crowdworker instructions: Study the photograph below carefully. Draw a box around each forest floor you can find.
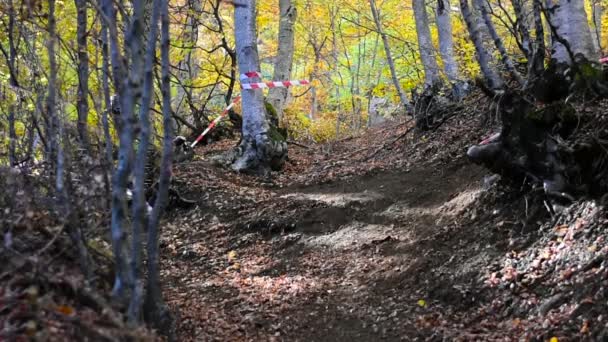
[162,92,608,341]
[4,91,608,341]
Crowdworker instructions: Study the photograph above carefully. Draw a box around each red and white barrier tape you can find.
[191,96,241,148]
[600,56,608,64]
[190,71,309,148]
[239,71,263,80]
[241,80,310,89]
[479,132,501,145]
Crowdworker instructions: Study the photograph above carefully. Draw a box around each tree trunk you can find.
[547,0,598,64]
[369,0,413,113]
[143,0,175,336]
[526,0,546,82]
[459,0,504,90]
[101,3,113,176]
[475,0,525,86]
[267,0,297,121]
[102,0,133,301]
[413,0,441,86]
[128,0,161,324]
[75,0,90,152]
[435,0,466,97]
[511,0,533,58]
[232,0,287,175]
[7,0,17,166]
[591,0,602,53]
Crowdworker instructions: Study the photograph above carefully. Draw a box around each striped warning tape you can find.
[191,95,241,148]
[241,80,310,90]
[190,71,309,148]
[239,71,263,80]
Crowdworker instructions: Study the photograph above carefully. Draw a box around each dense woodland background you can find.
[2,0,608,340]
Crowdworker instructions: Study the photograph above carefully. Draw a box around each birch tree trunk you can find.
[435,0,467,97]
[267,0,297,120]
[75,0,90,152]
[413,0,441,86]
[526,0,545,81]
[460,0,504,90]
[128,0,161,323]
[547,0,598,64]
[144,0,175,336]
[102,0,134,301]
[475,0,524,86]
[591,0,602,53]
[369,0,413,113]
[233,0,287,175]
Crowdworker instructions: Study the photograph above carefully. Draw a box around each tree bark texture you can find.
[547,0,598,64]
[526,0,546,82]
[233,0,287,174]
[102,0,133,301]
[128,0,162,324]
[591,0,602,53]
[459,0,504,90]
[144,0,175,336]
[435,0,459,83]
[75,0,90,151]
[267,0,297,120]
[413,0,441,86]
[369,0,413,113]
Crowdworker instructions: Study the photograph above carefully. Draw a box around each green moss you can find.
[264,100,286,141]
[268,125,286,142]
[265,101,278,120]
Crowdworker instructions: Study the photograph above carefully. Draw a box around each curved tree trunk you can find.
[233,0,287,175]
[369,0,413,113]
[459,0,504,90]
[547,0,598,64]
[475,0,524,86]
[413,0,441,87]
[267,0,297,121]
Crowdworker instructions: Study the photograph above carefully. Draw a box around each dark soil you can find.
[160,95,608,341]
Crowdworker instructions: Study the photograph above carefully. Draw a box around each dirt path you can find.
[161,155,510,341]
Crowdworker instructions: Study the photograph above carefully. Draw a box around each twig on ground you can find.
[287,140,312,149]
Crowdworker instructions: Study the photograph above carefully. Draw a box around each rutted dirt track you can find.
[161,147,507,341]
[161,112,608,341]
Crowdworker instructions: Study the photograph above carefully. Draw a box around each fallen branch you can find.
[287,140,312,149]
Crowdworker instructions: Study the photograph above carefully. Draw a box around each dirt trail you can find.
[162,154,507,341]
